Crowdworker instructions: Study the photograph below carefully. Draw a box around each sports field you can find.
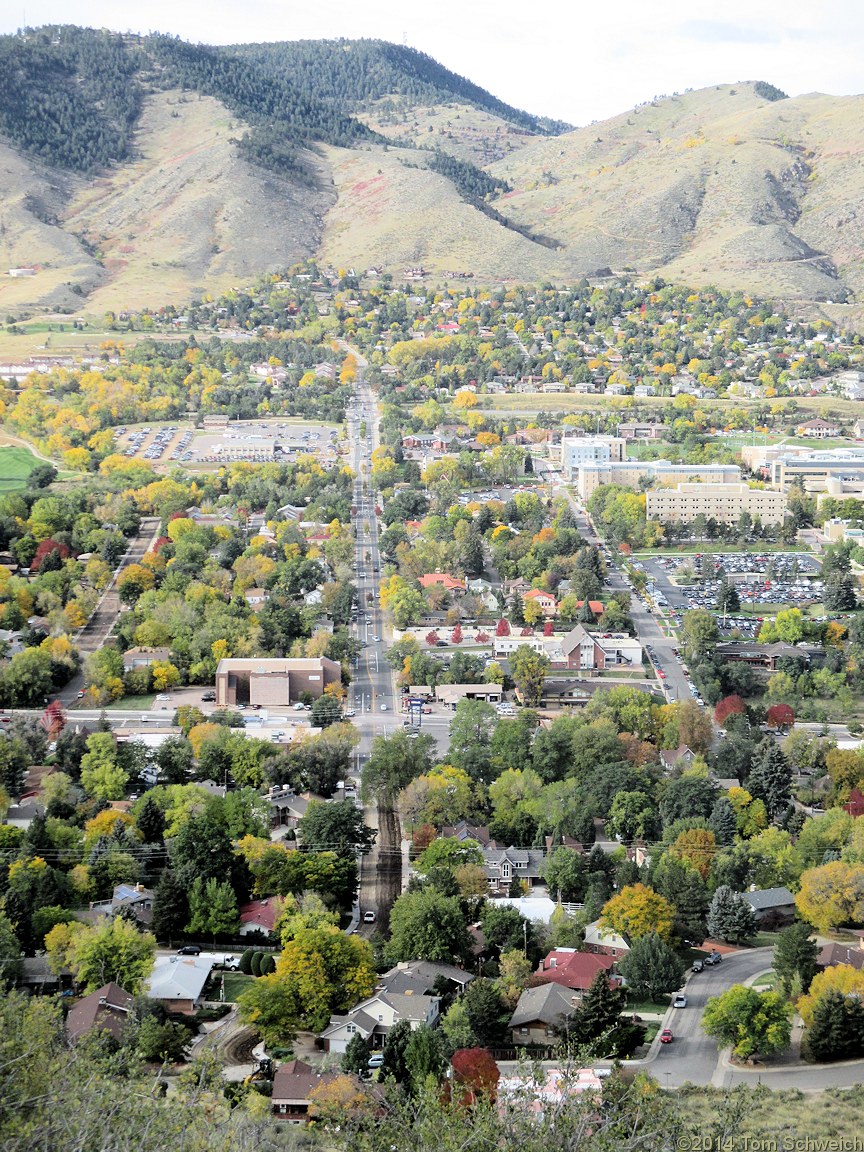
[0,446,40,491]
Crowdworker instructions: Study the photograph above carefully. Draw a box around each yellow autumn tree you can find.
[798,965,864,1027]
[599,883,675,942]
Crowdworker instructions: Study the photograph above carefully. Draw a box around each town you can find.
[2,266,864,1146]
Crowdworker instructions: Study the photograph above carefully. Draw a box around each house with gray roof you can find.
[509,982,579,1046]
[380,960,475,997]
[482,846,547,894]
[319,988,439,1054]
[146,955,213,1014]
[741,886,796,927]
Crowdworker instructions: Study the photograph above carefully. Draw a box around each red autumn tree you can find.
[496,619,510,637]
[39,701,66,737]
[766,703,795,730]
[543,619,554,636]
[450,1048,500,1105]
[714,695,747,726]
[30,539,71,572]
[476,632,490,644]
[426,631,440,646]
[451,624,463,644]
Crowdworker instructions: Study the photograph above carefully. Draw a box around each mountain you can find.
[1,27,864,324]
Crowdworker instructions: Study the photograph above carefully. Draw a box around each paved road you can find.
[59,516,161,707]
[562,490,692,706]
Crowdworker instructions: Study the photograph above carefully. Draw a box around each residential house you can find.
[379,960,474,999]
[442,819,495,848]
[418,573,466,592]
[268,787,309,830]
[146,955,214,1014]
[508,982,578,1046]
[482,846,546,894]
[4,795,45,828]
[659,746,697,772]
[741,886,796,928]
[534,948,621,999]
[66,983,133,1043]
[88,883,155,927]
[817,934,864,972]
[583,921,630,960]
[244,587,270,611]
[524,589,558,618]
[239,895,282,937]
[271,1059,343,1123]
[319,989,439,1054]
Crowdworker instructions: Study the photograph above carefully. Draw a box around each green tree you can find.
[386,888,471,964]
[136,796,166,844]
[773,921,819,997]
[568,967,626,1049]
[151,870,189,943]
[0,911,23,987]
[361,730,436,804]
[681,610,719,661]
[509,646,550,708]
[618,932,685,1002]
[380,1018,413,1083]
[311,694,343,728]
[342,1030,371,1074]
[447,699,497,781]
[707,885,757,945]
[702,985,792,1060]
[298,799,376,858]
[747,742,792,822]
[405,1024,446,1094]
[463,978,510,1048]
[804,989,864,1062]
[79,732,128,801]
[48,917,156,994]
[135,1014,190,1062]
[236,972,300,1048]
[186,877,239,942]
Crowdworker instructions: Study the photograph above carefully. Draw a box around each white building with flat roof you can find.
[646,483,788,526]
[575,460,740,500]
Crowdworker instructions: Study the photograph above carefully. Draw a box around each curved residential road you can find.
[645,947,864,1090]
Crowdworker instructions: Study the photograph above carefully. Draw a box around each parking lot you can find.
[113,419,340,467]
[638,552,823,615]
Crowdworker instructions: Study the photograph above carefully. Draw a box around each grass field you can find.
[678,1084,864,1142]
[0,445,40,491]
[221,972,255,1002]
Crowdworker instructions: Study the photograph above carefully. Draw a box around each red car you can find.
[660,1029,673,1044]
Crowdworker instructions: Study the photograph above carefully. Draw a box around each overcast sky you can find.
[4,0,863,125]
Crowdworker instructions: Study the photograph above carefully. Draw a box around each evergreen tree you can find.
[748,742,792,822]
[151,870,189,944]
[342,1031,370,1074]
[804,990,864,1063]
[136,796,165,844]
[773,921,819,996]
[463,979,510,1048]
[707,885,757,945]
[381,1018,414,1082]
[619,932,686,1002]
[570,968,625,1046]
[709,796,738,846]
[715,576,740,614]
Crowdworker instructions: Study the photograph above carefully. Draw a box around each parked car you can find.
[672,994,687,1009]
[177,945,202,956]
[367,1053,384,1069]
[704,951,723,966]
[692,960,704,973]
[202,691,216,702]
[660,1029,673,1044]
[363,911,376,923]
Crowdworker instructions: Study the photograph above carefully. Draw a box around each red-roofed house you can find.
[239,895,282,937]
[534,948,621,999]
[575,600,605,617]
[419,573,466,592]
[272,1059,343,1123]
[66,982,133,1043]
[524,589,558,617]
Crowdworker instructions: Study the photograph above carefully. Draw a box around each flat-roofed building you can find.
[560,435,626,479]
[575,460,740,500]
[646,483,788,526]
[215,657,341,707]
[768,449,864,491]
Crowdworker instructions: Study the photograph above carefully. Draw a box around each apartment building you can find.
[645,483,788,526]
[575,460,740,500]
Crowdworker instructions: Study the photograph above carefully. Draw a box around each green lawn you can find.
[220,972,255,1002]
[750,969,776,990]
[100,695,157,710]
[625,998,670,1016]
[0,445,41,491]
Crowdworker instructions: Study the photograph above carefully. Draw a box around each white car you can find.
[380,704,388,711]
[673,994,687,1009]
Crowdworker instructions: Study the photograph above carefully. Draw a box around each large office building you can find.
[646,483,788,526]
[766,449,864,491]
[575,460,741,500]
[560,435,626,479]
[215,657,341,707]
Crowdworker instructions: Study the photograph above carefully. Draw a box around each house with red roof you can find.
[239,895,282,937]
[418,573,466,592]
[524,589,558,617]
[534,948,621,999]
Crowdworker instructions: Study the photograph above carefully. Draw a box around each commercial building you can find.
[215,657,341,707]
[766,449,864,491]
[645,483,788,527]
[560,435,626,479]
[575,460,740,500]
